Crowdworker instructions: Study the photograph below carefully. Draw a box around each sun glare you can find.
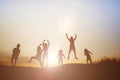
[48,47,59,67]
[48,54,57,67]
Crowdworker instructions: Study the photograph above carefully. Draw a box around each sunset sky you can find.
[0,0,120,67]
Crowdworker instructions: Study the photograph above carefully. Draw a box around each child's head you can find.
[45,43,47,46]
[38,46,41,50]
[17,44,20,48]
[70,36,73,39]
[59,49,62,53]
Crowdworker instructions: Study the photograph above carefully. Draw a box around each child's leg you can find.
[38,57,43,67]
[73,47,78,60]
[11,57,14,67]
[43,54,46,66]
[61,58,63,65]
[14,56,18,67]
[68,48,72,59]
[28,56,36,63]
[90,58,92,64]
[87,58,89,64]
[46,54,48,67]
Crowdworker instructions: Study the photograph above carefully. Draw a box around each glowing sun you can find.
[48,50,58,67]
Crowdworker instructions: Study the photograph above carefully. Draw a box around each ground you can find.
[0,64,120,80]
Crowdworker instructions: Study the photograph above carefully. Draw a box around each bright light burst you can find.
[48,53,57,67]
[57,9,77,33]
[48,45,60,67]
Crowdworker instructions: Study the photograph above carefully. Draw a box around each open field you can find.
[0,63,120,80]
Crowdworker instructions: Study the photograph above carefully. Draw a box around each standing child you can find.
[58,49,65,66]
[84,48,93,64]
[11,44,20,67]
[42,40,50,67]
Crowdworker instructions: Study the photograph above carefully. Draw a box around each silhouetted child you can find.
[27,44,43,67]
[84,48,93,64]
[11,44,20,67]
[66,33,78,60]
[42,40,50,67]
[58,49,65,66]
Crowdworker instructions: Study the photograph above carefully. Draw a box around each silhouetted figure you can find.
[27,44,43,67]
[84,48,93,64]
[11,44,20,67]
[42,40,50,67]
[58,49,65,66]
[66,33,78,60]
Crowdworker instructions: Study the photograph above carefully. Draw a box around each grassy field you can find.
[0,63,120,80]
